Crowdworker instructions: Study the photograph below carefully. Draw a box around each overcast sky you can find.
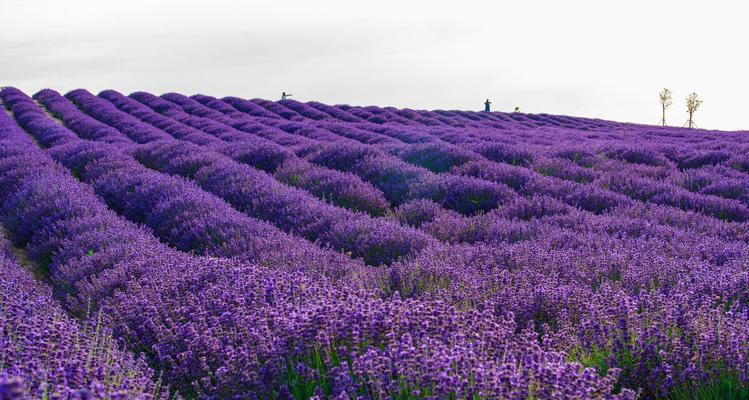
[2,0,748,130]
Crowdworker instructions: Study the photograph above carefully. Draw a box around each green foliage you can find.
[668,372,749,400]
[565,345,611,377]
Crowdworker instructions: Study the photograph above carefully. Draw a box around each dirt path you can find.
[1,98,13,118]
[0,224,50,283]
[35,98,66,124]
[0,97,54,282]
[0,95,47,147]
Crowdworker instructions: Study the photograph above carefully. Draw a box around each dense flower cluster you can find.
[2,84,749,399]
[0,229,162,399]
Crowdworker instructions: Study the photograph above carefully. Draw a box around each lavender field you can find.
[1,86,748,399]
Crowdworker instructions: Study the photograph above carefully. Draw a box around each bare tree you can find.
[685,92,702,128]
[659,88,672,126]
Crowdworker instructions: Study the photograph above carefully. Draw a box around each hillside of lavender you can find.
[1,86,748,399]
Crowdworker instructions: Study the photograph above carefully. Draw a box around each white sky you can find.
[2,0,748,130]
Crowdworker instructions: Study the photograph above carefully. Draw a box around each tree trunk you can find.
[661,105,666,126]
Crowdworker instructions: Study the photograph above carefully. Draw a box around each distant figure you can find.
[281,91,293,100]
[514,106,520,113]
[484,99,491,112]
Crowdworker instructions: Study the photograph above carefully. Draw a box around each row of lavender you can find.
[0,88,634,398]
[0,221,161,399]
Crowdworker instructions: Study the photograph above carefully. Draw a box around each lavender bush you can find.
[0,229,163,399]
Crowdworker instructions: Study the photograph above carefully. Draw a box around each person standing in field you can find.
[484,99,491,112]
[281,91,292,100]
